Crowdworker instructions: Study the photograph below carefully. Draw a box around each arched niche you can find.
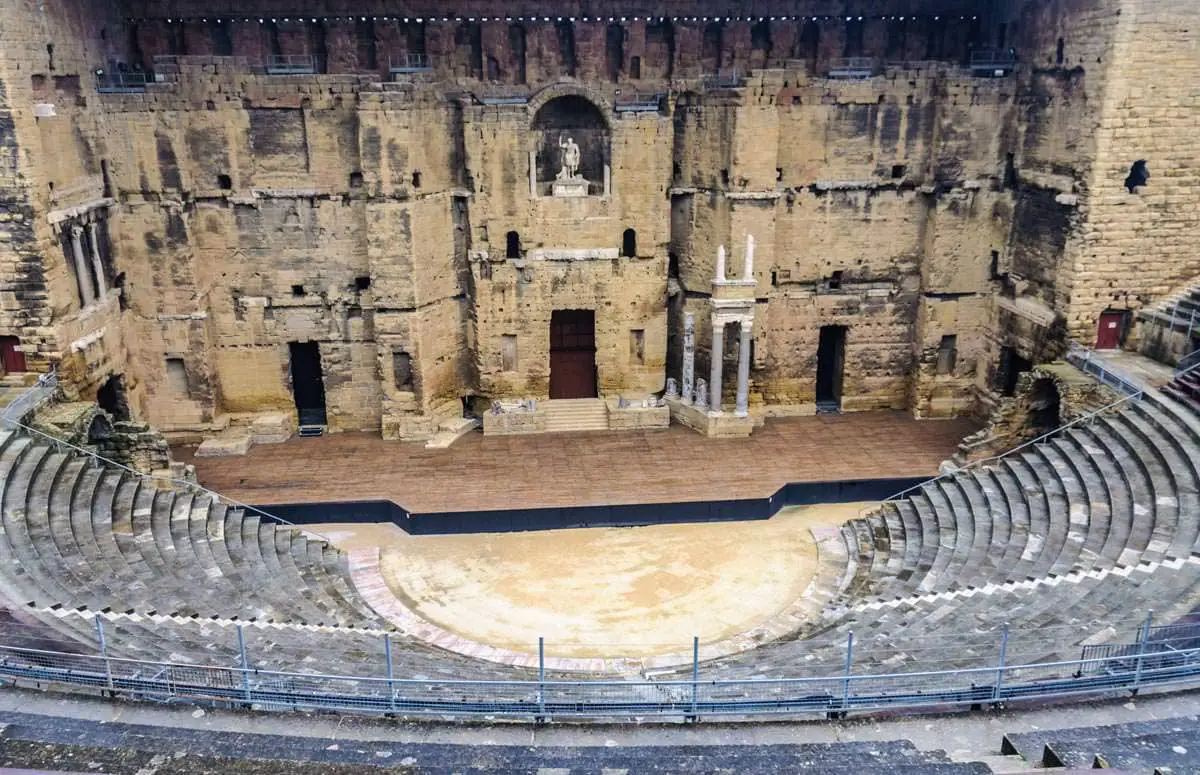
[531,94,610,197]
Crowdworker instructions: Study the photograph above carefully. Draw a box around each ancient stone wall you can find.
[1062,0,1200,343]
[2,0,1195,440]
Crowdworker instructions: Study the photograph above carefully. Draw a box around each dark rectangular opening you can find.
[816,325,847,409]
[289,341,327,426]
[997,345,1032,397]
[549,309,597,399]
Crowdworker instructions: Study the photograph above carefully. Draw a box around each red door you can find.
[1095,312,1123,350]
[549,310,597,399]
[0,336,26,373]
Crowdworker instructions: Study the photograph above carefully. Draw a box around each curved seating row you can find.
[0,430,526,680]
[667,390,1200,683]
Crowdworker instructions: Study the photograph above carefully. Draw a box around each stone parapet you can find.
[481,402,548,436]
[605,398,669,430]
[666,398,754,438]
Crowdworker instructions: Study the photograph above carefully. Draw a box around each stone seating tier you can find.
[0,386,1198,687]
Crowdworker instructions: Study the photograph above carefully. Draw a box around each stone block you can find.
[666,398,755,437]
[605,398,670,430]
[249,412,293,444]
[195,432,253,457]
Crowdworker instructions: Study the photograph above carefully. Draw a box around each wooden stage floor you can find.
[176,411,978,513]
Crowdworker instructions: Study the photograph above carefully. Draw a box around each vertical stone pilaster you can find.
[86,221,107,297]
[69,225,94,306]
[709,319,724,413]
[735,321,752,417]
[681,311,695,404]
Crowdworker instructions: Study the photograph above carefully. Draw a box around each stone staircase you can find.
[542,398,609,433]
[1163,365,1200,414]
[424,416,480,449]
[1139,284,1200,333]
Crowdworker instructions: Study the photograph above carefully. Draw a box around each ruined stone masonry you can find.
[0,0,1196,440]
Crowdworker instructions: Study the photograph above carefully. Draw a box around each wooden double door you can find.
[549,310,597,399]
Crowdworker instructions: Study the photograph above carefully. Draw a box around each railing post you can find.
[94,616,114,692]
[1132,610,1153,695]
[690,635,699,721]
[537,636,546,722]
[992,623,1010,704]
[237,624,251,704]
[837,630,854,718]
[384,632,396,714]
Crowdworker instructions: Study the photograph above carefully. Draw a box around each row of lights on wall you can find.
[137,15,981,24]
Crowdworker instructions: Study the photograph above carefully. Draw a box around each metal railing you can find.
[826,58,877,79]
[969,49,1018,75]
[266,54,323,75]
[0,375,322,540]
[389,53,432,73]
[702,69,745,89]
[1,370,58,425]
[95,71,149,93]
[1066,342,1144,396]
[614,91,666,113]
[1177,349,1200,375]
[0,617,1198,720]
[1162,302,1200,341]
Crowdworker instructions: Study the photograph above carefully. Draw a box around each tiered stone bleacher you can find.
[0,429,525,680]
[662,386,1200,681]
[3,372,1200,697]
[1002,714,1200,771]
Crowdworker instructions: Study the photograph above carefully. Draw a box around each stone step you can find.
[424,417,480,449]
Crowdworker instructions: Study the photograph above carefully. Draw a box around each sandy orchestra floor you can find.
[316,502,864,659]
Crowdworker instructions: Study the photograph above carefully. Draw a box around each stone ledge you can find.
[667,398,755,437]
[527,247,620,262]
[606,399,670,430]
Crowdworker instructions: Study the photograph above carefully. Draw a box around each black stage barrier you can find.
[255,475,925,535]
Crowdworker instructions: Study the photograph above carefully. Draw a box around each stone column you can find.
[735,320,753,417]
[743,233,755,280]
[715,244,726,282]
[681,312,695,404]
[528,150,537,198]
[603,163,611,197]
[709,318,724,412]
[85,221,108,297]
[69,225,95,306]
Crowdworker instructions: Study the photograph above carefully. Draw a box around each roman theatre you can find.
[0,0,1199,741]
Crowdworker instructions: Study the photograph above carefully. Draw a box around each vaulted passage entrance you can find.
[816,325,846,411]
[288,341,327,426]
[549,309,597,399]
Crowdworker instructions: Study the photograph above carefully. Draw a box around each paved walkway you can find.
[176,412,977,512]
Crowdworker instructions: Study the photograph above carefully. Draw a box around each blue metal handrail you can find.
[0,632,1195,720]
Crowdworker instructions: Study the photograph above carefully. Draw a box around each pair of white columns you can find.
[68,221,107,307]
[709,319,753,417]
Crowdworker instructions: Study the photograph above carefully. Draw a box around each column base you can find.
[667,398,754,438]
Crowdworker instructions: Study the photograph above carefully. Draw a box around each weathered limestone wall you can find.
[1062,0,1200,342]
[2,0,1195,442]
[0,0,128,382]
